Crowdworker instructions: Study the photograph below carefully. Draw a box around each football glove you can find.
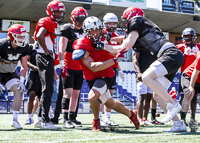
[60,67,69,78]
[113,48,127,63]
[17,81,25,94]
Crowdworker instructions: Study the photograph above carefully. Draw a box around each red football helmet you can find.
[121,7,144,27]
[8,24,27,47]
[46,0,66,21]
[70,7,88,27]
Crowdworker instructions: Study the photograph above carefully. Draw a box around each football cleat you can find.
[70,120,82,127]
[105,120,119,126]
[100,120,109,127]
[40,122,61,130]
[11,120,23,129]
[92,119,101,132]
[143,119,155,126]
[138,119,144,127]
[162,101,182,123]
[33,119,42,128]
[130,110,140,129]
[24,118,34,125]
[163,121,187,132]
[150,119,164,125]
[63,121,75,129]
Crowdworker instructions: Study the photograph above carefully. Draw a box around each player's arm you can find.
[20,55,28,82]
[81,51,115,73]
[58,36,68,67]
[104,31,139,54]
[189,69,200,88]
[111,36,124,43]
[36,27,49,55]
[27,62,38,71]
[132,50,142,81]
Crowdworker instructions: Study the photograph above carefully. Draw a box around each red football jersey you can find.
[73,37,115,81]
[185,55,200,83]
[176,43,200,72]
[34,17,57,44]
[64,52,82,70]
[101,30,121,69]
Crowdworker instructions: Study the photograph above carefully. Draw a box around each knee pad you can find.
[92,79,107,95]
[99,90,111,104]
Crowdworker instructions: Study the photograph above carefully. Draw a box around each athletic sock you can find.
[180,112,187,120]
[69,112,76,121]
[13,110,19,120]
[28,114,33,119]
[62,97,70,122]
[151,109,156,121]
[105,112,111,122]
[99,111,102,121]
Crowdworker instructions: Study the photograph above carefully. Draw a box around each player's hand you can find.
[118,70,125,82]
[184,86,195,97]
[17,81,25,94]
[105,32,112,42]
[113,48,127,63]
[94,41,104,50]
[60,67,69,78]
[136,72,143,81]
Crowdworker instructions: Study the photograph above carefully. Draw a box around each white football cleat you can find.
[163,121,187,132]
[11,120,23,129]
[139,119,144,127]
[143,119,155,126]
[100,120,109,127]
[40,122,61,130]
[162,101,182,123]
[33,119,42,128]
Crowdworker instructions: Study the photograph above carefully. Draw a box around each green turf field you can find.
[0,113,200,143]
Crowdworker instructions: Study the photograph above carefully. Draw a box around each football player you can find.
[176,28,200,126]
[72,16,139,132]
[99,13,125,127]
[96,7,187,132]
[58,7,88,128]
[180,53,200,128]
[33,0,65,129]
[0,24,30,129]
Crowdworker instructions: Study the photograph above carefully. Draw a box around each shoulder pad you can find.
[175,43,185,48]
[72,49,86,60]
[60,23,73,31]
[73,37,94,51]
[0,38,8,48]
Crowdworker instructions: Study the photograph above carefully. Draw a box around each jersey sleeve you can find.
[60,24,72,39]
[127,16,143,35]
[194,55,200,71]
[176,44,184,54]
[21,44,32,57]
[0,38,8,56]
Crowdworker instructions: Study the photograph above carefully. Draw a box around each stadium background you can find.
[0,0,200,114]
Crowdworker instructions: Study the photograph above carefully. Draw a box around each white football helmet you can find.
[103,13,118,32]
[83,16,103,41]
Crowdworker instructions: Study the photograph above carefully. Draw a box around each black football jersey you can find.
[60,23,84,53]
[134,48,156,73]
[127,16,169,58]
[0,38,31,73]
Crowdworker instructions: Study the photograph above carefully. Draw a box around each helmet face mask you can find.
[83,16,103,42]
[103,13,119,32]
[8,24,27,47]
[182,28,196,46]
[46,1,66,21]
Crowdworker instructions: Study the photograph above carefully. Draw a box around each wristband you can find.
[20,76,25,83]
[60,60,65,67]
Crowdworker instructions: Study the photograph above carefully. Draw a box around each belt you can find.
[157,42,175,58]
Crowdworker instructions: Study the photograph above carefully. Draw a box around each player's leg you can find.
[143,48,184,123]
[69,70,83,127]
[143,93,155,126]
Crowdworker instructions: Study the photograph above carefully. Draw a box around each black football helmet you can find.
[182,28,196,45]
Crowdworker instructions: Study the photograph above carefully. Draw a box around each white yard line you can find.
[48,133,182,142]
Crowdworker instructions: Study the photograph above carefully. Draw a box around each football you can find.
[72,49,86,60]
